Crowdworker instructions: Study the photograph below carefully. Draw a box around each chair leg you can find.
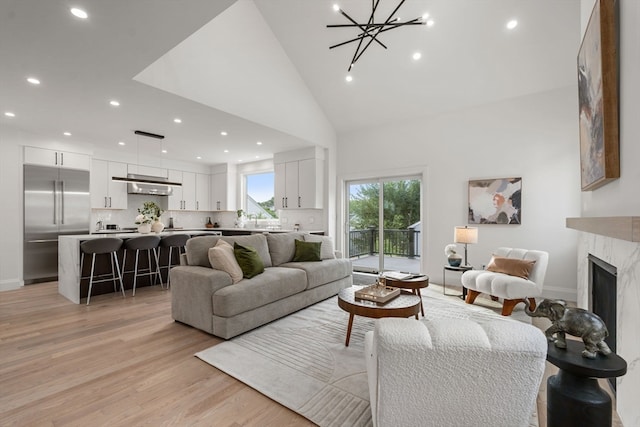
[87,254,96,305]
[526,297,537,311]
[133,250,139,296]
[112,252,125,298]
[153,248,163,288]
[110,254,117,292]
[465,289,480,305]
[501,299,523,316]
[166,247,173,288]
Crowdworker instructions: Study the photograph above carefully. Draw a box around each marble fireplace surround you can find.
[567,217,640,427]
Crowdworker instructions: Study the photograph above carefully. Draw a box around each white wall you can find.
[337,86,581,300]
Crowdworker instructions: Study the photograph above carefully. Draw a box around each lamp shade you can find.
[454,226,478,244]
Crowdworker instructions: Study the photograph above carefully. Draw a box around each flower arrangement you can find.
[444,244,457,256]
[135,201,164,225]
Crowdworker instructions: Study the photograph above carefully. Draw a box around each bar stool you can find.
[122,235,162,296]
[80,237,125,305]
[159,234,190,288]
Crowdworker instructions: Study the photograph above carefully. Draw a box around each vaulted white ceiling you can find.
[0,0,581,165]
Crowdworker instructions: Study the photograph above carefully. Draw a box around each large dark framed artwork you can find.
[578,0,619,191]
[468,178,522,225]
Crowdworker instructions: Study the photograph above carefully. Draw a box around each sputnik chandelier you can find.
[327,0,426,72]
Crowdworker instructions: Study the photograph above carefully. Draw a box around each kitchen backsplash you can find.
[91,195,324,232]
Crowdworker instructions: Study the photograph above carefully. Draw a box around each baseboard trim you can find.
[0,279,23,292]
[541,285,576,302]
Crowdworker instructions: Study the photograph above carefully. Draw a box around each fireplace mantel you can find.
[566,216,640,242]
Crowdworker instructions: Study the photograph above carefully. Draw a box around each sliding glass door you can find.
[347,176,421,274]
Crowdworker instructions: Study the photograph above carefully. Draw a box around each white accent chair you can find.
[364,318,547,427]
[462,247,549,316]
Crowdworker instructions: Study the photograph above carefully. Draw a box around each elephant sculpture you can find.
[524,298,611,359]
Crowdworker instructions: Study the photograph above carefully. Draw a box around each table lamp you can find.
[454,226,478,267]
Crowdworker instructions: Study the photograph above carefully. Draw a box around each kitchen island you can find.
[58,228,324,304]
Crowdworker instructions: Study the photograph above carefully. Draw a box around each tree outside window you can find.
[245,172,276,219]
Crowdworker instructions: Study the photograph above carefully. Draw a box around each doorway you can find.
[346,176,422,274]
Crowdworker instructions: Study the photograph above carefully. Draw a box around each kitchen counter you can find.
[90,227,323,235]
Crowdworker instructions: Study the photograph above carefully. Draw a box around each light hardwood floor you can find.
[0,282,621,426]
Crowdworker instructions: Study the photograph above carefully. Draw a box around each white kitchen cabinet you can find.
[127,164,167,178]
[195,173,210,211]
[210,172,228,211]
[168,170,196,210]
[24,146,90,170]
[90,159,128,209]
[274,159,323,209]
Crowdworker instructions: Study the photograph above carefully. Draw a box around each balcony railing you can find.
[349,228,420,259]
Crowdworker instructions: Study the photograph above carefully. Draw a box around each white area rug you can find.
[196,285,535,427]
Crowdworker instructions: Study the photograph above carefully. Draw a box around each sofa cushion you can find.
[487,256,536,279]
[303,234,336,260]
[186,234,273,268]
[212,267,308,317]
[266,232,305,266]
[234,242,265,279]
[208,240,243,283]
[282,258,352,289]
[461,270,543,299]
[292,239,322,262]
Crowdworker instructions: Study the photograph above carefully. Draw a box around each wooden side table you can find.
[382,274,429,317]
[337,286,421,346]
[546,340,627,427]
[442,265,472,299]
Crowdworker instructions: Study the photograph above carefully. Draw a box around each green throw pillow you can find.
[292,239,322,262]
[233,242,265,279]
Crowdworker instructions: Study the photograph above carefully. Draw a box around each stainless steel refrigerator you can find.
[23,164,90,284]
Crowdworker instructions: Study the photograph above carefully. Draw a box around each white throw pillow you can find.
[208,239,243,283]
[303,234,336,260]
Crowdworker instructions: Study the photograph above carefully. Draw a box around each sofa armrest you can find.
[170,266,233,334]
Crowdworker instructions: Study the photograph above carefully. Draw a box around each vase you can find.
[138,223,152,234]
[151,221,165,233]
[447,254,462,267]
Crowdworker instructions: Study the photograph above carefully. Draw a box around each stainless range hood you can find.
[114,173,179,196]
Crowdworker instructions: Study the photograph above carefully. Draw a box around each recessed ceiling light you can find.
[345,75,353,82]
[162,149,167,154]
[426,19,435,27]
[238,160,243,162]
[256,141,262,145]
[507,19,518,30]
[63,132,72,136]
[224,149,229,153]
[422,13,430,20]
[70,7,88,19]
[5,112,15,117]
[196,156,202,160]
[221,131,228,136]
[109,100,120,107]
[173,118,182,123]
[255,156,260,159]
[333,4,340,12]
[412,52,422,60]
[27,77,40,85]
[118,141,125,146]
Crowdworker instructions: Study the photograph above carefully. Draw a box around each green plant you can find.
[136,201,164,225]
[236,209,244,218]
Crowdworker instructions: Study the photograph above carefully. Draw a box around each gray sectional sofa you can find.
[170,232,352,339]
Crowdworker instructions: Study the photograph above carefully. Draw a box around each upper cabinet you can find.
[168,170,199,211]
[24,146,90,171]
[274,147,324,210]
[90,159,127,209]
[195,173,210,211]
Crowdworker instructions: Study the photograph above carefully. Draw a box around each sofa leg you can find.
[526,297,537,312]
[501,299,522,316]
[465,290,480,305]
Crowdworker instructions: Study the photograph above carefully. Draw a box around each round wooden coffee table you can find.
[338,286,421,346]
[383,274,429,317]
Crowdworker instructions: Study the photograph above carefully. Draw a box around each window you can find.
[245,172,276,218]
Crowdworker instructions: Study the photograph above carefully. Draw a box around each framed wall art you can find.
[468,178,522,225]
[578,0,619,191]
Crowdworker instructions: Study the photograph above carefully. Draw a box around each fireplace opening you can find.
[588,254,617,391]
